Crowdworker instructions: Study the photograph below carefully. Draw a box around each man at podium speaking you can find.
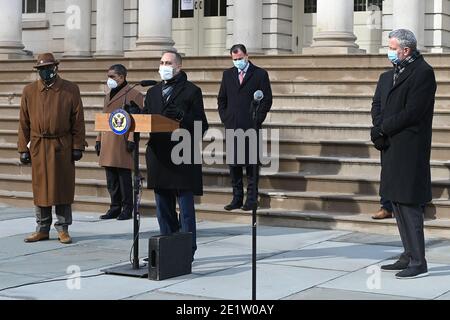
[142,50,209,260]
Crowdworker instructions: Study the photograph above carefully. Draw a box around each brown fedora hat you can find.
[34,53,60,69]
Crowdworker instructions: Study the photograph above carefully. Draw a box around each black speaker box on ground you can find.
[148,232,192,280]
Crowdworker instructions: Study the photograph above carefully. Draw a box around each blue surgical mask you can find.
[387,49,400,64]
[233,58,248,70]
[159,65,174,81]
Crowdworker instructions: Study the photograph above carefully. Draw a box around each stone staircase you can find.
[0,55,449,237]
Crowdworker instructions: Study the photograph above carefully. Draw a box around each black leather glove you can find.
[163,104,184,121]
[124,101,141,115]
[370,126,384,143]
[72,149,83,162]
[95,141,101,156]
[20,152,31,165]
[373,137,390,151]
[127,141,136,153]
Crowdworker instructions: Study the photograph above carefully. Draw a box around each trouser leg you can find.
[35,206,52,233]
[54,204,73,233]
[396,203,427,268]
[105,167,122,216]
[154,189,179,235]
[245,164,259,204]
[118,168,133,214]
[177,190,197,254]
[229,165,244,201]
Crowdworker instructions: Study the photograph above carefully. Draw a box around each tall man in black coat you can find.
[218,44,273,211]
[142,51,209,260]
[371,29,436,279]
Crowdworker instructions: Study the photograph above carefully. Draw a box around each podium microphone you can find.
[253,90,264,103]
[140,80,158,87]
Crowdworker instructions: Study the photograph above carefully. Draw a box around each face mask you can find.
[39,67,56,82]
[159,66,174,81]
[107,78,118,89]
[387,49,401,64]
[233,58,247,70]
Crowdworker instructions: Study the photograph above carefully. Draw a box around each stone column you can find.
[95,0,124,56]
[392,0,425,50]
[232,0,263,54]
[64,0,92,57]
[304,0,365,54]
[0,0,28,59]
[126,0,174,57]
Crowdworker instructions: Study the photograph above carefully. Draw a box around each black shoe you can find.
[117,211,132,220]
[381,260,409,272]
[100,210,120,220]
[241,202,256,211]
[224,199,243,211]
[395,266,428,279]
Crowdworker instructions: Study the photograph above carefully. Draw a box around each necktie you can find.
[239,70,245,85]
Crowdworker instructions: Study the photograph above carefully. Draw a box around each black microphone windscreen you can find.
[140,80,158,87]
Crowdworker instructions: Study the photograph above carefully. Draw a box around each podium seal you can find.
[109,109,131,135]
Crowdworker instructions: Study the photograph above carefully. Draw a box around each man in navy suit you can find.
[218,44,273,211]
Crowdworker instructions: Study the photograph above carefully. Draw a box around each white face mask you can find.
[107,78,118,89]
[159,66,174,81]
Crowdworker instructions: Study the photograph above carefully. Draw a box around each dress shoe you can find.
[224,199,243,211]
[372,208,393,220]
[381,260,409,272]
[100,210,120,220]
[24,232,49,243]
[241,202,256,211]
[117,211,132,220]
[396,265,428,279]
[58,231,72,244]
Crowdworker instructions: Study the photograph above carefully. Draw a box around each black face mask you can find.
[39,67,57,82]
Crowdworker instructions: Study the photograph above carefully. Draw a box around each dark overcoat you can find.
[143,71,209,195]
[372,56,436,205]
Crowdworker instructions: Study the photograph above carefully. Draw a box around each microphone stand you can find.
[103,81,152,278]
[251,98,261,300]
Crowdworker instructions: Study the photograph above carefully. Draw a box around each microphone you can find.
[140,80,158,87]
[253,90,264,103]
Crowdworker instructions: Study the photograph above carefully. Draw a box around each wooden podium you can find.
[95,112,179,278]
[94,113,179,134]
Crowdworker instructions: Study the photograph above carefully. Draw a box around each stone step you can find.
[2,91,450,111]
[0,174,449,219]
[0,189,449,238]
[2,130,450,163]
[3,102,450,126]
[4,102,450,130]
[4,79,450,97]
[2,153,450,183]
[3,116,450,143]
[1,161,449,198]
[1,137,449,163]
[4,54,450,69]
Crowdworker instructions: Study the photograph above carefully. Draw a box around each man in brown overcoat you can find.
[17,53,86,244]
[96,64,144,220]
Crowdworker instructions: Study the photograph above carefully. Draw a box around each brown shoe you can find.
[24,232,49,243]
[372,208,393,220]
[58,231,72,244]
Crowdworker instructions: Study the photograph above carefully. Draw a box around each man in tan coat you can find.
[18,53,86,244]
[96,64,144,220]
